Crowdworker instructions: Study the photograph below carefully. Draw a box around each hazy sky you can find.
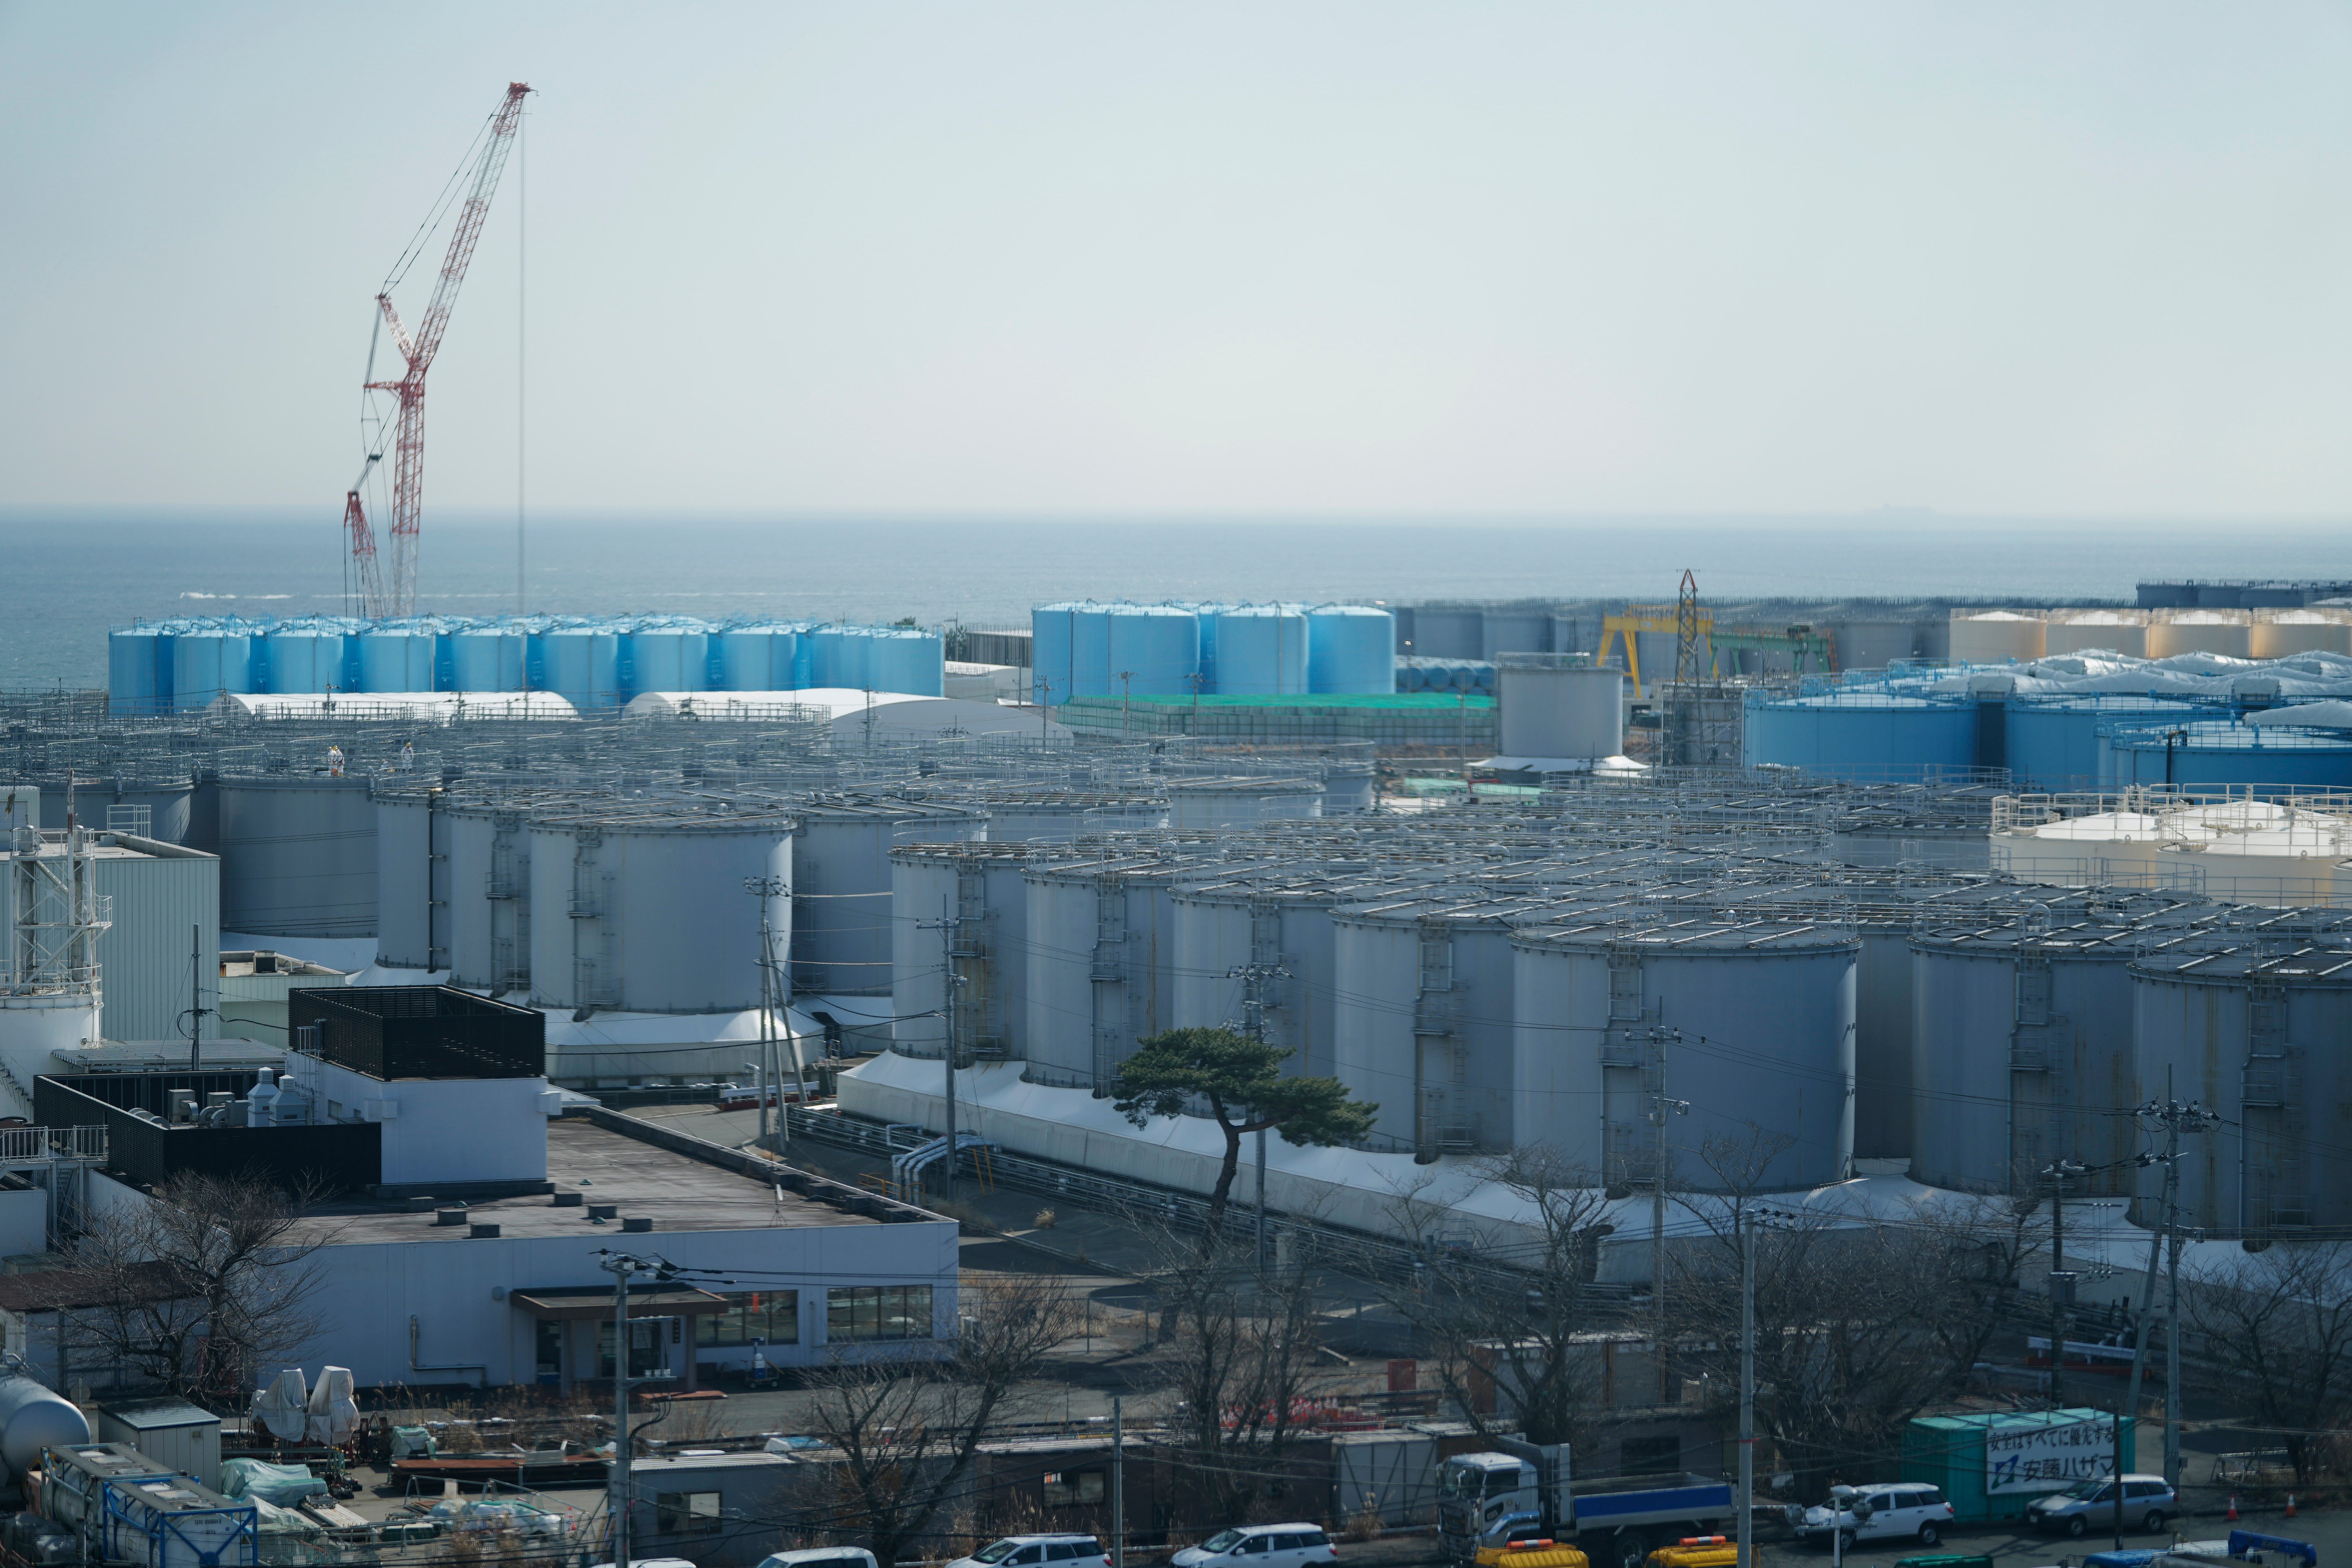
[5,3,2350,518]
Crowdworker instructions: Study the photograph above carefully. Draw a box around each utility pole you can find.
[601,1251,647,1568]
[1117,671,1135,740]
[1111,1394,1125,1568]
[1736,1204,1756,1568]
[745,877,789,1154]
[188,923,212,1072]
[1187,670,1206,739]
[2042,1158,2086,1409]
[1648,1030,1690,1403]
[2139,1077,2217,1489]
[916,908,967,1203]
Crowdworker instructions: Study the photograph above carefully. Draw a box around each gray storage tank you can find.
[214,776,378,938]
[792,798,985,996]
[1168,777,1323,830]
[1022,854,1191,1091]
[373,787,449,971]
[890,843,1040,1063]
[445,797,545,995]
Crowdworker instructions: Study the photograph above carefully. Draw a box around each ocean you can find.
[5,509,2349,691]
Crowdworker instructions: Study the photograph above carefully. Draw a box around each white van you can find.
[757,1551,882,1568]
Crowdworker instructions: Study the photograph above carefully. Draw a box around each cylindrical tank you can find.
[2004,696,2205,793]
[1068,604,1116,697]
[2251,611,2352,659]
[600,814,794,1012]
[2100,720,2352,794]
[1320,760,1377,812]
[260,627,351,694]
[2148,611,2252,660]
[1188,601,1231,689]
[449,628,528,692]
[1211,606,1309,696]
[805,626,872,691]
[1408,606,1483,659]
[445,800,534,994]
[1478,607,1553,660]
[1168,778,1325,830]
[1743,692,1978,781]
[215,777,379,937]
[970,791,1169,843]
[1308,606,1397,695]
[868,628,945,697]
[791,799,985,996]
[1021,856,1186,1089]
[2131,938,2352,1233]
[624,626,712,696]
[170,628,256,712]
[0,1376,90,1479]
[373,789,444,970]
[1909,914,2143,1196]
[891,844,1037,1063]
[1823,620,1919,671]
[538,627,623,709]
[1031,603,1078,706]
[0,997,104,1121]
[1949,611,2047,665]
[1171,870,1408,1082]
[1496,657,1623,759]
[2044,612,2149,659]
[108,627,173,714]
[356,629,435,693]
[1511,921,1858,1191]
[31,778,196,845]
[1102,606,1199,697]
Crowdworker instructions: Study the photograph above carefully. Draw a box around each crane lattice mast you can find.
[347,82,531,620]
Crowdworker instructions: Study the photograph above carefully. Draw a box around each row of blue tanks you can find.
[1746,678,2352,792]
[109,615,946,713]
[1030,602,1395,704]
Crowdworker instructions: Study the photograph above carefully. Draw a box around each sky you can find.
[4,3,2351,521]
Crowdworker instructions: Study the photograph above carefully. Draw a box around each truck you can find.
[1436,1439,1738,1568]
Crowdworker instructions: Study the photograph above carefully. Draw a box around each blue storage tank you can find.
[1308,605,1396,695]
[1212,605,1309,695]
[170,627,257,710]
[808,626,875,690]
[538,625,623,708]
[624,624,712,695]
[109,627,173,713]
[1104,605,1200,696]
[2005,696,2206,792]
[719,625,803,691]
[1032,603,1080,706]
[260,625,351,694]
[2099,720,2352,793]
[1069,603,1116,697]
[449,627,528,691]
[357,628,435,693]
[1743,691,1979,781]
[869,627,944,696]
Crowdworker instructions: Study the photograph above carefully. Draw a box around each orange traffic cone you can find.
[2286,1496,2297,1519]
[2228,1497,2239,1522]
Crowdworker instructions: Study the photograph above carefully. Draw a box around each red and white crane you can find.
[346,82,531,620]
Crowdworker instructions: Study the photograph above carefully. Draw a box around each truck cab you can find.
[1437,1445,1737,1568]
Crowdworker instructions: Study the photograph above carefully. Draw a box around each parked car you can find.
[1174,1527,1340,1568]
[757,1551,881,1568]
[1891,1556,1994,1568]
[1787,1484,1957,1548]
[2026,1476,2177,1537]
[950,1536,1111,1568]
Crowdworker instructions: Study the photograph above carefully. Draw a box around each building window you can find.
[1043,1469,1105,1507]
[655,1491,722,1535]
[827,1284,934,1342]
[596,1317,681,1379]
[696,1291,799,1346]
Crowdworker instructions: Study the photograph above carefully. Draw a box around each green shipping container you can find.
[1903,1409,2138,1522]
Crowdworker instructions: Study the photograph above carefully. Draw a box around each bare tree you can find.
[805,1271,1081,1565]
[1377,1148,1614,1447]
[2184,1244,2352,1487]
[65,1170,333,1400]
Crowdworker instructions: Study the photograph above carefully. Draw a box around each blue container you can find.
[1212,605,1309,695]
[1744,691,1979,781]
[624,626,712,695]
[2005,696,2205,792]
[1104,605,1200,696]
[1069,603,1116,697]
[449,628,528,691]
[260,628,350,694]
[720,626,803,691]
[807,626,874,691]
[1031,603,1080,707]
[357,629,436,693]
[869,627,944,696]
[1308,605,1396,695]
[538,626,623,709]
[2099,720,2352,793]
[170,628,257,711]
[109,628,173,714]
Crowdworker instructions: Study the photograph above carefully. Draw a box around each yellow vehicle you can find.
[1478,1546,1589,1568]
[1646,1539,1737,1568]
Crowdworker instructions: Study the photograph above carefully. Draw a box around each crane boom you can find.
[350,81,531,619]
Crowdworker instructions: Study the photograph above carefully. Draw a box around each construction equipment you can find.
[346,83,532,619]
[1599,580,1836,698]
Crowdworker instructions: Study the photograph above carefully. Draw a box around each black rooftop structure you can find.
[290,985,544,1081]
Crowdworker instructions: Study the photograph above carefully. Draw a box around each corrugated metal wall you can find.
[93,843,220,1045]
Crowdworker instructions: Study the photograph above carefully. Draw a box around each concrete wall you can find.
[287,1054,553,1185]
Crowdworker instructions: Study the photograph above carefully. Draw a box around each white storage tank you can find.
[373,788,448,972]
[0,1380,90,1480]
[1320,760,1377,814]
[1496,656,1623,761]
[2045,611,2150,658]
[2131,933,2352,1234]
[1908,908,2146,1196]
[791,799,985,997]
[1948,611,2047,665]
[1022,855,1190,1090]
[1168,777,1324,830]
[214,777,378,938]
[2147,611,2252,660]
[444,799,537,995]
[2251,610,2352,659]
[525,807,792,1013]
[965,790,1169,843]
[890,843,1039,1064]
[1510,918,1858,1191]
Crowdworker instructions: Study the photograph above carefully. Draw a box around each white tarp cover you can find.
[248,1369,308,1443]
[304,1366,358,1445]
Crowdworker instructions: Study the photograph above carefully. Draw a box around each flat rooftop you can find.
[293,1119,882,1245]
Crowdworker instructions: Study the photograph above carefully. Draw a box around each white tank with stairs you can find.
[0,823,109,1118]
